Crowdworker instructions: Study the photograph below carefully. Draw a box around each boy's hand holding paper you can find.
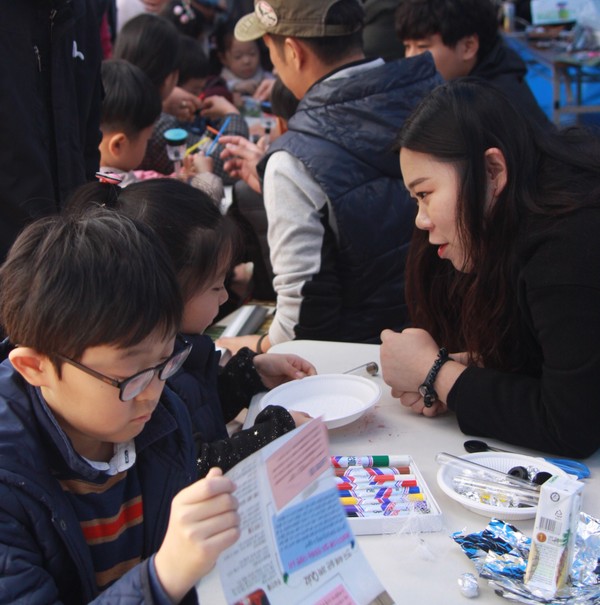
[215,418,394,605]
[156,468,240,602]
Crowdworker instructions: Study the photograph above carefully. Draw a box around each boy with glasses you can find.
[0,210,239,603]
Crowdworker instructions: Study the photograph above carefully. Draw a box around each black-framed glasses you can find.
[56,337,192,402]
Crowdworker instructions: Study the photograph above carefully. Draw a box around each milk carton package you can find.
[524,475,584,597]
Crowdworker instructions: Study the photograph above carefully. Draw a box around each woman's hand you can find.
[380,328,467,417]
[380,328,440,390]
[393,390,448,417]
[253,353,317,389]
[380,328,447,417]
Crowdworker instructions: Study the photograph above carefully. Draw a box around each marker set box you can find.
[331,455,443,535]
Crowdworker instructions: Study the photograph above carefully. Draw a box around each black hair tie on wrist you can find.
[418,347,453,407]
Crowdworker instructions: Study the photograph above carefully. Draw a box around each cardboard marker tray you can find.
[331,455,443,535]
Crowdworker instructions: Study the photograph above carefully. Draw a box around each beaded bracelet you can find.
[418,347,453,407]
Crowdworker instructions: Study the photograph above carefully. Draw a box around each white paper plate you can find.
[260,374,381,429]
[436,452,567,520]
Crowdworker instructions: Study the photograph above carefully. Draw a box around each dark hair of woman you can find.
[396,79,600,371]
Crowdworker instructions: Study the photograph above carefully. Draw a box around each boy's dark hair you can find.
[0,209,182,373]
[113,13,181,91]
[177,35,210,87]
[100,59,162,137]
[395,0,499,58]
[65,180,243,302]
[270,77,299,121]
[269,0,364,66]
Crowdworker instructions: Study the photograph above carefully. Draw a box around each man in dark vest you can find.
[219,0,441,355]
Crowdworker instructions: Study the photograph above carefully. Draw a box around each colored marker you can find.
[344,501,430,516]
[336,478,418,488]
[340,493,425,506]
[334,466,411,478]
[335,477,417,488]
[336,475,414,485]
[344,502,411,514]
[331,456,411,468]
[335,476,417,487]
[185,136,210,156]
[338,486,421,498]
[206,115,231,156]
[334,474,417,483]
[334,473,412,484]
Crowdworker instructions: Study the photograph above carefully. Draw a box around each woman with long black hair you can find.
[381,79,600,458]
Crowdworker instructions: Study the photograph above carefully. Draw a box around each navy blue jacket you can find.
[0,359,198,604]
[261,54,441,343]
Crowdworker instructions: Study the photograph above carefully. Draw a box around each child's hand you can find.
[233,80,259,96]
[192,151,214,174]
[289,409,313,427]
[154,468,240,602]
[253,353,317,390]
[200,95,239,119]
[177,155,197,181]
[164,86,203,122]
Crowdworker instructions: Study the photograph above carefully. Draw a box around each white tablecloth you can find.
[198,340,600,604]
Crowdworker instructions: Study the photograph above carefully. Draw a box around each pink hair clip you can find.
[95,171,123,185]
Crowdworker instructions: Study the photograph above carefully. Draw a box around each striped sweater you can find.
[59,468,144,591]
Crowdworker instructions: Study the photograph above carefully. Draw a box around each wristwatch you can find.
[418,347,452,407]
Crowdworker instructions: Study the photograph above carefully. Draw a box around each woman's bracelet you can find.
[256,333,268,354]
[418,347,453,408]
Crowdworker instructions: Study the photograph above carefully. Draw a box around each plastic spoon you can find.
[463,439,591,479]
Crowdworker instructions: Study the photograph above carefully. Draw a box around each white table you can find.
[198,340,600,604]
